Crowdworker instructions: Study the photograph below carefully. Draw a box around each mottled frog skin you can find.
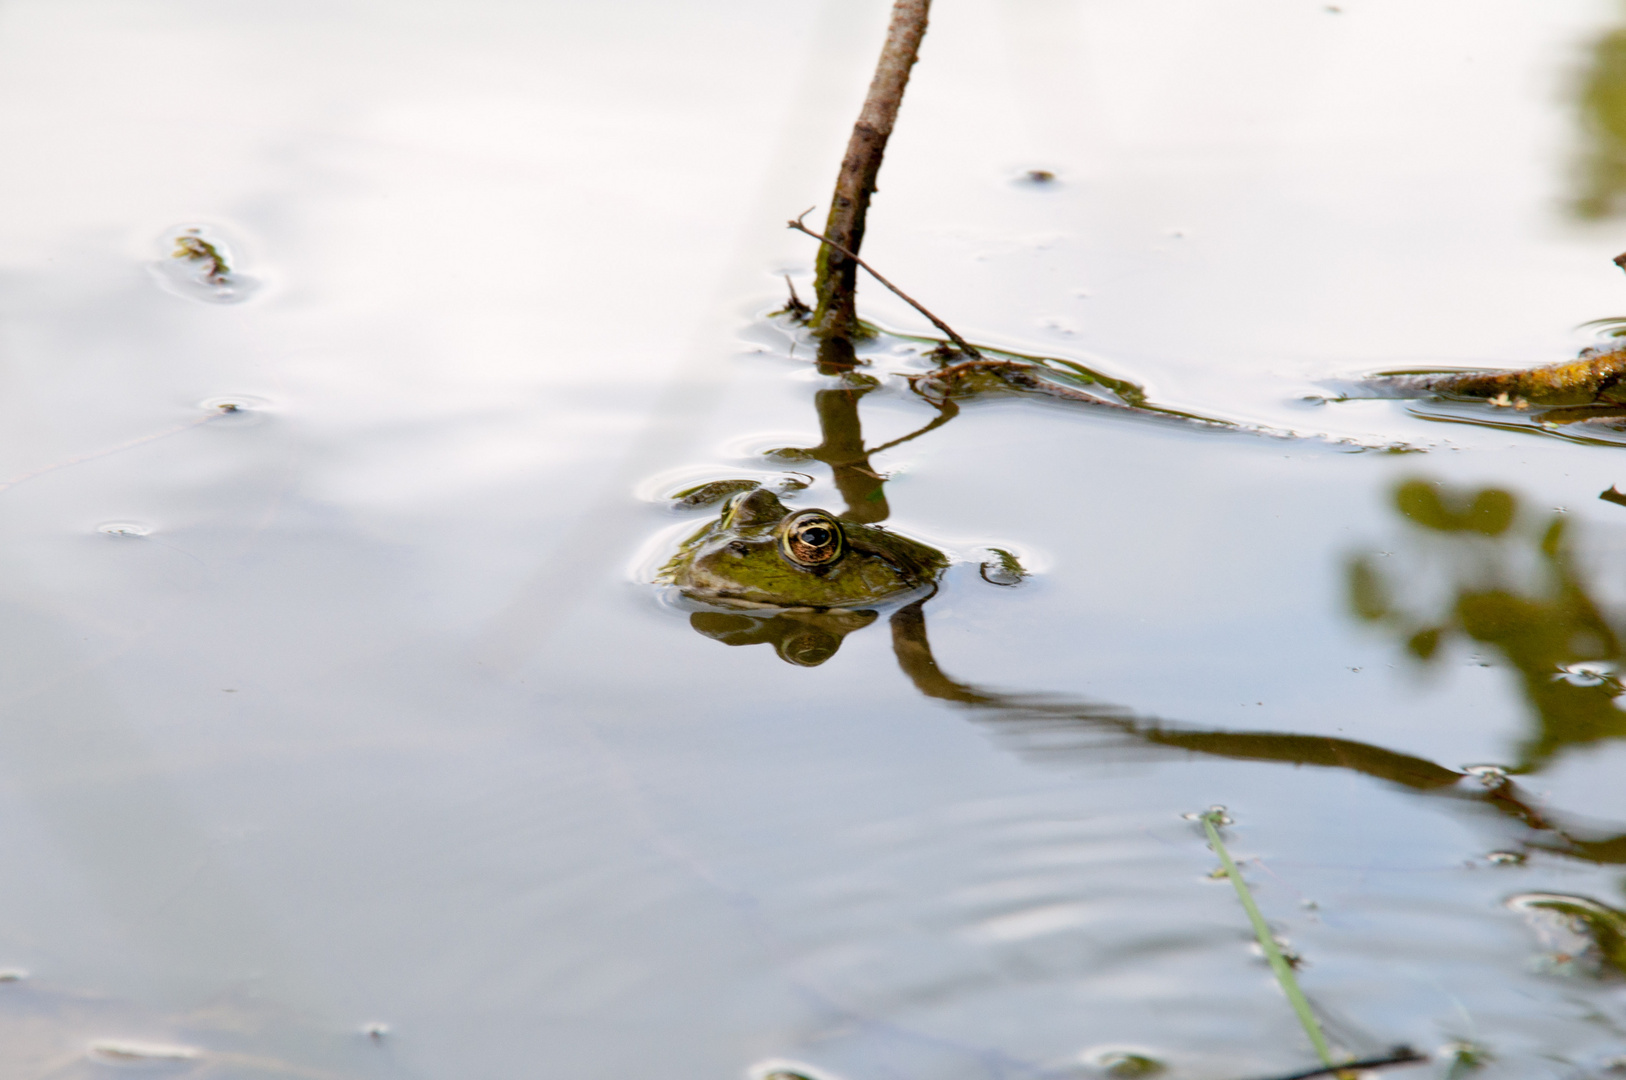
[658,486,946,609]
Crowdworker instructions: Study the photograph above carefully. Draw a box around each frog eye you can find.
[777,510,847,569]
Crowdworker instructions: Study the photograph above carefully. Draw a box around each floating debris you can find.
[1089,1047,1166,1077]
[1372,348,1626,409]
[1507,892,1626,977]
[97,522,151,538]
[979,547,1028,586]
[151,224,258,303]
[750,1060,841,1080]
[172,229,230,285]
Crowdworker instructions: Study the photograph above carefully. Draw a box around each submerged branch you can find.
[811,0,932,342]
[1243,1048,1427,1080]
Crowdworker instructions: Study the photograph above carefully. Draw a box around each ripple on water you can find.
[199,395,272,426]
[747,797,1256,1074]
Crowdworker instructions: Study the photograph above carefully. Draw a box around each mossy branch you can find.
[811,0,931,343]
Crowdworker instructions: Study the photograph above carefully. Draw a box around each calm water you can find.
[5,1,1626,1077]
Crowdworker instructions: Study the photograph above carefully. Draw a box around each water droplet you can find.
[97,522,150,538]
[0,969,26,982]
[362,1022,390,1040]
[1486,850,1526,866]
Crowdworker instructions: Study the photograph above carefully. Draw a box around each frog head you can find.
[658,485,946,614]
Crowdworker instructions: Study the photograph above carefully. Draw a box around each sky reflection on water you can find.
[8,1,1626,1078]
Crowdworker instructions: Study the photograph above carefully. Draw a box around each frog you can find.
[657,484,946,612]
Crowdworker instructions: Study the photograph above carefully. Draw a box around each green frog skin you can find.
[658,486,946,610]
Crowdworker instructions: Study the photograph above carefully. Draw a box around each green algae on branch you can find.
[1375,346,1626,411]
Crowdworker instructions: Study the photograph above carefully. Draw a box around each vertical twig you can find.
[812,0,932,344]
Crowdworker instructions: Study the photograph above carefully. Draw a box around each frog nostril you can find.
[728,541,750,555]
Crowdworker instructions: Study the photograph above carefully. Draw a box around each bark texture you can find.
[811,0,931,344]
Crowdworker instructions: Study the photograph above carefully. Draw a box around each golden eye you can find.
[777,510,847,569]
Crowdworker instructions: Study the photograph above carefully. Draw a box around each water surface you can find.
[3,1,1626,1077]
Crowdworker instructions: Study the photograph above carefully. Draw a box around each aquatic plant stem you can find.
[811,0,931,344]
[790,213,982,359]
[1201,811,1337,1068]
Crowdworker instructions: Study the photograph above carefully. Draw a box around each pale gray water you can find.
[2,1,1626,1078]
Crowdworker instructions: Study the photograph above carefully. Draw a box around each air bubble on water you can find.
[1462,764,1509,786]
[98,523,151,538]
[1486,850,1526,866]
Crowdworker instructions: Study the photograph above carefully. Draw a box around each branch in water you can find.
[1241,1047,1427,1080]
[811,0,932,343]
[790,212,981,359]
